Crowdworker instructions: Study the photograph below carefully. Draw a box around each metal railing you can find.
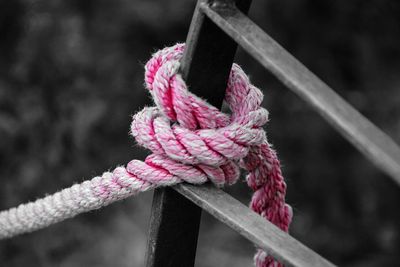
[144,0,400,266]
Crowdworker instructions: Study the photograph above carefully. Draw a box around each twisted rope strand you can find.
[0,44,292,267]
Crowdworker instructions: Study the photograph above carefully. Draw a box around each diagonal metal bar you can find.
[200,1,400,186]
[174,183,335,267]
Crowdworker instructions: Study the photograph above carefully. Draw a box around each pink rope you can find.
[0,43,292,267]
[140,43,292,266]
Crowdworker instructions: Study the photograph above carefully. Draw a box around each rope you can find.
[0,44,292,267]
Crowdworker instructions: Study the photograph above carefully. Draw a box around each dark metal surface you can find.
[200,2,400,186]
[175,183,335,267]
[145,188,202,267]
[145,1,251,266]
[180,0,252,103]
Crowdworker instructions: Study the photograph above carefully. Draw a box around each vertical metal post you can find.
[145,1,252,266]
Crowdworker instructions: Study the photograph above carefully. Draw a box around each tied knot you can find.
[131,43,268,186]
[130,44,292,267]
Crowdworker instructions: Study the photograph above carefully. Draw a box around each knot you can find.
[130,44,292,267]
[132,43,268,186]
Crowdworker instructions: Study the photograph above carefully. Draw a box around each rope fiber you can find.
[0,44,292,267]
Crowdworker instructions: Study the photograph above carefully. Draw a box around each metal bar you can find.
[174,183,335,267]
[200,1,400,186]
[145,187,202,267]
[145,1,252,266]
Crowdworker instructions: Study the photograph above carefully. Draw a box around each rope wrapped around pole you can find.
[0,44,292,267]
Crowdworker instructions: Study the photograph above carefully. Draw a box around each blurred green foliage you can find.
[0,0,399,266]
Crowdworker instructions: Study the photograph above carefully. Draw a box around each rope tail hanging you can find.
[0,44,292,267]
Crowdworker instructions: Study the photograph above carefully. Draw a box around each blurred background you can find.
[1,0,400,266]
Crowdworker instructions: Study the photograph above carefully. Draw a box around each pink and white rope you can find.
[0,44,292,267]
